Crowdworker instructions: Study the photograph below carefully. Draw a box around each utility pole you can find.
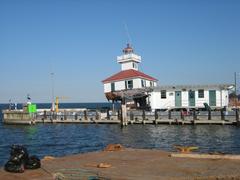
[235,72,237,96]
[234,72,238,108]
[51,72,55,111]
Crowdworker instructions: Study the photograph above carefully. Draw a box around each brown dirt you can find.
[1,148,240,180]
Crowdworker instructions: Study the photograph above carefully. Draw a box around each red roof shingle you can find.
[102,69,158,83]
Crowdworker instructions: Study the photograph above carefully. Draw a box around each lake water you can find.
[1,103,240,166]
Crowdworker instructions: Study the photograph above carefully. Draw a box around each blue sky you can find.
[0,0,239,103]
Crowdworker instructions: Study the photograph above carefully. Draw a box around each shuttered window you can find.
[198,89,204,98]
[141,80,146,87]
[161,90,167,99]
[125,80,133,89]
[111,83,115,92]
[127,80,133,89]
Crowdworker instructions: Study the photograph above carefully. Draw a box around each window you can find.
[141,80,146,87]
[132,63,138,69]
[150,81,155,87]
[198,89,204,98]
[161,90,167,99]
[125,80,133,89]
[111,83,115,92]
[189,90,195,98]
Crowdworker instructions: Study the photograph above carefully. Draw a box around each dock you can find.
[2,148,240,180]
[2,108,240,125]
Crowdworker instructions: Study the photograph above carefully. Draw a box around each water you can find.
[1,103,240,166]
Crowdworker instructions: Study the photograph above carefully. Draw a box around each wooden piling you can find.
[43,110,47,120]
[154,110,158,120]
[142,110,146,120]
[107,109,110,120]
[180,110,184,120]
[84,110,87,120]
[121,103,127,126]
[95,110,100,120]
[236,109,239,125]
[64,110,67,120]
[208,110,211,120]
[112,100,115,112]
[154,110,158,124]
[193,110,197,120]
[221,109,225,120]
[130,111,134,121]
[168,110,172,119]
[117,110,121,120]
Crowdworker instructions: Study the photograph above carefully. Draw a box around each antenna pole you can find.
[235,72,239,108]
[124,22,132,45]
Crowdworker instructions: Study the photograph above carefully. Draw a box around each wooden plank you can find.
[171,153,240,160]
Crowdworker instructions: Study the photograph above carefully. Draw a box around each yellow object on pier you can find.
[55,96,69,113]
[174,145,199,153]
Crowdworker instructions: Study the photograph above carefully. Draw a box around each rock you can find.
[104,144,124,151]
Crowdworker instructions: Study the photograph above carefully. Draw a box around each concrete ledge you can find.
[1,148,240,180]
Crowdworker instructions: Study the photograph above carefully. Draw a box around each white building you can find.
[150,84,231,110]
[102,44,232,110]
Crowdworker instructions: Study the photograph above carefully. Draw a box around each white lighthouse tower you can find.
[117,43,141,71]
[102,44,157,94]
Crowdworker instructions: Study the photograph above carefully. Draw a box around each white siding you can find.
[217,90,229,107]
[166,92,176,107]
[195,90,209,107]
[181,91,188,107]
[104,83,111,93]
[145,80,156,87]
[121,62,138,71]
[145,80,151,87]
[133,79,142,89]
[196,89,229,108]
[103,81,125,93]
[222,90,229,107]
[149,92,160,109]
[104,78,157,93]
[216,90,221,107]
[150,89,230,110]
[149,91,175,110]
[115,81,125,91]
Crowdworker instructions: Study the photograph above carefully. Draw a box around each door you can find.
[209,90,216,106]
[188,90,195,107]
[175,91,182,107]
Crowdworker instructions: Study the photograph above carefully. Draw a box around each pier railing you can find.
[35,109,119,122]
[126,109,239,125]
[2,108,240,125]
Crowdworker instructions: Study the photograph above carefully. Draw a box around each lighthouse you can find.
[102,44,158,108]
[117,43,141,71]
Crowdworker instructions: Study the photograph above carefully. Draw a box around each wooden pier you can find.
[1,108,240,126]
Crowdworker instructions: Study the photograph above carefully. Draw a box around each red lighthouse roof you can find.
[102,69,158,83]
[123,43,134,54]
